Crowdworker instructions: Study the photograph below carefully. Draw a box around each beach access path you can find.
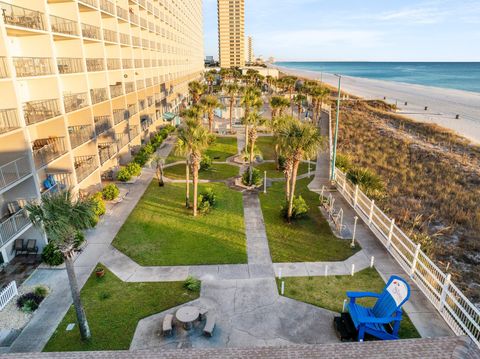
[274,65,480,145]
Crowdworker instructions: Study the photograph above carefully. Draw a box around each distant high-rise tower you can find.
[247,36,254,64]
[218,0,245,68]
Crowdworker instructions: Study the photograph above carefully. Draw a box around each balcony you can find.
[0,57,8,78]
[141,38,148,48]
[0,2,46,31]
[127,103,137,116]
[113,109,127,125]
[134,59,143,68]
[98,142,117,164]
[129,13,138,25]
[74,155,97,183]
[122,58,132,68]
[106,58,121,70]
[64,92,88,113]
[119,33,130,45]
[32,137,67,168]
[81,23,101,40]
[0,208,31,248]
[132,36,141,47]
[99,0,115,15]
[90,88,108,104]
[23,99,61,125]
[50,15,78,36]
[129,125,140,141]
[13,57,53,77]
[0,109,20,134]
[57,57,84,74]
[94,115,112,135]
[78,0,97,9]
[136,80,144,90]
[147,96,153,107]
[69,124,94,148]
[116,6,128,21]
[86,58,104,72]
[110,84,123,98]
[140,116,153,131]
[103,28,117,43]
[125,82,135,93]
[0,156,31,192]
[116,132,129,149]
[41,172,73,196]
[138,99,146,111]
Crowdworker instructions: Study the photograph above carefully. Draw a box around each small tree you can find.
[152,155,165,187]
[188,81,206,105]
[200,95,224,133]
[245,111,265,183]
[223,82,239,132]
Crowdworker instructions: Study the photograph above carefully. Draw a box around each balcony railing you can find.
[0,57,8,78]
[98,142,117,164]
[125,82,135,93]
[41,172,73,196]
[106,58,121,70]
[57,57,84,74]
[116,132,129,149]
[113,109,127,125]
[127,103,137,116]
[69,124,94,148]
[116,6,128,20]
[103,28,117,43]
[0,156,31,192]
[99,0,115,15]
[50,14,78,36]
[134,59,142,68]
[90,88,108,104]
[23,99,61,125]
[86,58,104,72]
[136,79,144,90]
[0,109,20,134]
[119,33,130,45]
[13,57,53,77]
[78,0,97,9]
[0,2,46,31]
[74,155,98,183]
[141,38,148,48]
[145,78,152,87]
[132,36,140,47]
[0,208,31,247]
[129,13,138,25]
[94,115,112,135]
[147,96,153,107]
[138,99,146,111]
[81,23,101,40]
[110,84,123,98]
[141,116,153,131]
[129,125,140,141]
[64,92,88,113]
[122,58,132,68]
[32,137,67,168]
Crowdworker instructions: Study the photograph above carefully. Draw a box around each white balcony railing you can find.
[0,208,31,247]
[0,156,31,192]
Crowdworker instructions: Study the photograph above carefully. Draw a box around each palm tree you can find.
[223,83,239,132]
[188,81,206,105]
[294,94,307,120]
[200,95,224,133]
[181,104,203,123]
[204,71,216,94]
[279,120,323,222]
[241,86,263,149]
[309,86,330,125]
[152,155,165,187]
[269,96,290,119]
[26,191,96,341]
[245,111,265,182]
[281,76,297,115]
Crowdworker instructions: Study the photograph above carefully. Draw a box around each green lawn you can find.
[255,162,315,179]
[205,136,238,161]
[259,177,357,262]
[277,268,420,339]
[113,181,247,265]
[44,269,199,351]
[256,136,276,160]
[164,163,239,180]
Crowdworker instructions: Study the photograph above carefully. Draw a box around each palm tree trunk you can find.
[274,143,280,170]
[64,254,91,341]
[209,112,214,133]
[287,160,300,222]
[185,161,190,208]
[229,98,234,133]
[192,161,199,217]
[284,170,291,202]
[249,135,255,184]
[298,105,302,120]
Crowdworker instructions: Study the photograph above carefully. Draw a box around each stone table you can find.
[175,306,199,330]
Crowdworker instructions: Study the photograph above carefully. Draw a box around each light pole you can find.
[330,74,342,181]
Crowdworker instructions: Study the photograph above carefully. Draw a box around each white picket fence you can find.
[0,280,18,311]
[333,168,480,347]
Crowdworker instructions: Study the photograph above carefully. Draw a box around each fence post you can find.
[342,175,346,193]
[353,185,359,208]
[438,274,451,312]
[368,200,375,225]
[387,218,395,248]
[410,243,421,277]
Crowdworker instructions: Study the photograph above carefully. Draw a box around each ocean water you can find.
[276,62,480,94]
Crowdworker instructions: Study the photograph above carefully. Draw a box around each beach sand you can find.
[273,65,480,145]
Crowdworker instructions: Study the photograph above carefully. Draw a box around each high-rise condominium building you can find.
[0,0,204,265]
[247,36,254,64]
[218,0,245,68]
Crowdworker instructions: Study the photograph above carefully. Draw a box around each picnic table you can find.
[175,306,199,330]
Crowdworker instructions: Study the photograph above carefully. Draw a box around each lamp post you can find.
[330,74,342,181]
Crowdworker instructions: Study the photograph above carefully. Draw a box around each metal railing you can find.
[86,58,104,72]
[50,14,78,36]
[125,82,135,93]
[132,36,141,47]
[0,281,18,311]
[99,0,115,14]
[41,172,72,196]
[0,208,31,247]
[113,109,126,125]
[136,79,144,90]
[0,2,46,31]
[13,57,53,77]
[116,6,128,21]
[94,115,111,135]
[0,57,8,78]
[57,57,83,74]
[106,58,121,70]
[64,92,88,113]
[129,13,138,25]
[115,132,129,149]
[78,0,97,9]
[103,28,117,43]
[127,103,137,116]
[98,142,117,164]
[129,125,140,141]
[122,58,132,68]
[90,88,108,104]
[333,168,480,347]
[140,116,153,131]
[81,23,101,40]
[32,137,66,168]
[110,84,123,98]
[0,109,20,134]
[69,124,94,148]
[0,156,30,191]
[134,59,143,68]
[23,99,61,125]
[119,33,130,45]
[74,155,97,183]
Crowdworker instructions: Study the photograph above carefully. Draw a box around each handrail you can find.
[0,156,30,191]
[0,109,20,134]
[0,2,46,31]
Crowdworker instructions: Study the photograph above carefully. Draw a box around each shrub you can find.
[199,187,217,207]
[200,155,212,171]
[347,167,384,198]
[198,199,211,214]
[17,292,44,313]
[242,168,262,187]
[133,151,150,166]
[126,162,142,177]
[277,155,286,171]
[102,183,120,201]
[335,153,352,172]
[116,167,132,182]
[34,286,48,298]
[41,243,63,266]
[281,195,309,220]
[183,276,201,292]
[92,192,106,217]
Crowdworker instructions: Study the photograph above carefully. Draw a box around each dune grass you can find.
[255,162,315,179]
[164,163,239,180]
[113,181,247,265]
[277,267,420,339]
[259,177,358,262]
[44,269,199,351]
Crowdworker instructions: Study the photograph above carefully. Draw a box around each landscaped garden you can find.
[164,163,239,180]
[113,181,247,265]
[204,136,237,161]
[255,161,315,179]
[276,267,420,339]
[260,177,358,262]
[255,136,276,160]
[44,268,199,351]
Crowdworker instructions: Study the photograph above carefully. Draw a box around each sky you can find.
[203,0,480,61]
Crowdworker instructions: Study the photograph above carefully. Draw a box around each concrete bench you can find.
[199,308,208,321]
[203,313,216,337]
[162,314,173,336]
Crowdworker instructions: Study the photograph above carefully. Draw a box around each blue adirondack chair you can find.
[347,275,411,341]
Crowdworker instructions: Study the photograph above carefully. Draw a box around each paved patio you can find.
[0,255,41,288]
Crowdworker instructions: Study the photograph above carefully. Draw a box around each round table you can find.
[175,306,199,330]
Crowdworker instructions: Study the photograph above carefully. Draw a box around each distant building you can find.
[247,36,254,64]
[205,56,216,67]
[218,0,245,68]
[268,57,275,64]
